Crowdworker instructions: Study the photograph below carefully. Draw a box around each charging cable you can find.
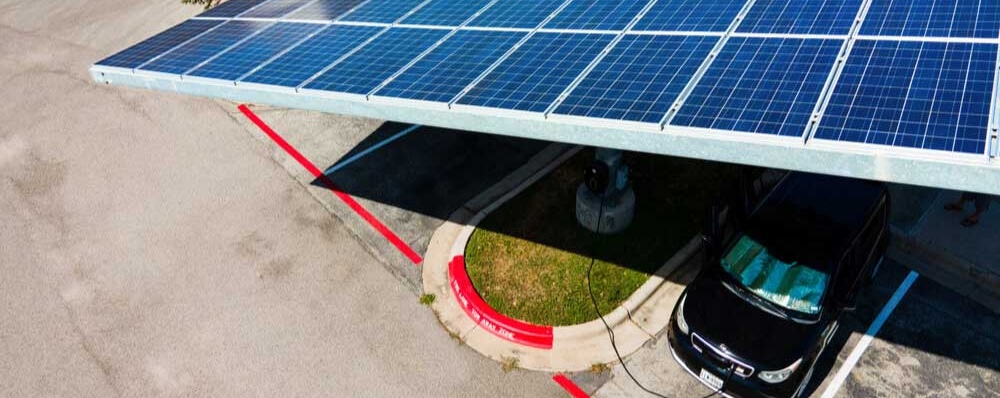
[583,162,734,398]
[697,365,735,398]
[585,190,672,398]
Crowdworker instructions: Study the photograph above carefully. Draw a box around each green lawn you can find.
[465,149,737,326]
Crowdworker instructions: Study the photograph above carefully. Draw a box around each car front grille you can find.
[692,333,755,378]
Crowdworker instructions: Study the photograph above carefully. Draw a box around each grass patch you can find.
[500,356,520,372]
[465,149,737,326]
[591,362,611,374]
[419,293,436,306]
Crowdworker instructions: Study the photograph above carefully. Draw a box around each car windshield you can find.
[720,235,829,315]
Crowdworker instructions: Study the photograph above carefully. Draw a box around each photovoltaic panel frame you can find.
[138,20,271,75]
[455,32,616,113]
[90,0,1000,196]
[671,37,843,138]
[737,0,864,35]
[400,0,494,27]
[284,0,368,21]
[466,0,567,29]
[239,0,315,19]
[187,22,324,81]
[554,34,718,124]
[814,40,998,155]
[374,30,526,103]
[543,0,650,31]
[339,0,429,24]
[240,24,383,87]
[302,27,448,95]
[96,19,222,69]
[632,0,747,32]
[860,0,1000,39]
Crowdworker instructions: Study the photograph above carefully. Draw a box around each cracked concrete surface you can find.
[0,1,564,396]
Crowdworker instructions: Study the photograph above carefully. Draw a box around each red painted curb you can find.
[238,104,423,265]
[552,374,590,398]
[448,255,554,349]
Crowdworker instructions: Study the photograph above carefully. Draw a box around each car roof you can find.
[743,172,886,270]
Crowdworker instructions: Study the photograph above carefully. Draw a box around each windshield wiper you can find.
[723,281,791,320]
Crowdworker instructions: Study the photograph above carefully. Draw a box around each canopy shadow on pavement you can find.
[312,123,739,272]
[315,125,998,394]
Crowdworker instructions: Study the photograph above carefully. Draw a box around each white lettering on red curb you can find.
[448,256,553,349]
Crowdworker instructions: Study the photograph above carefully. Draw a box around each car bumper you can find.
[667,316,803,398]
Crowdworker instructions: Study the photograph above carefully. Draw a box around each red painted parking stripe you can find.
[552,374,589,398]
[238,104,423,265]
[449,256,553,348]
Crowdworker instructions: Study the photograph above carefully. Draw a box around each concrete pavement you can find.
[0,1,564,396]
[887,185,1000,312]
[239,106,549,292]
[3,2,996,397]
[593,260,998,398]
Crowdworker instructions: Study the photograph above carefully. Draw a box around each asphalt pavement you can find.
[2,2,996,398]
[592,259,998,398]
[0,1,561,396]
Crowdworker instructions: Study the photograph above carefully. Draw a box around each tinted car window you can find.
[837,201,886,298]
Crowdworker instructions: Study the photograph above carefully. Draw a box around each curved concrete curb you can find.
[422,145,702,371]
[449,255,554,348]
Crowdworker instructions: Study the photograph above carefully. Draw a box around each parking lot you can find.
[593,259,998,398]
[2,1,997,397]
[245,104,998,397]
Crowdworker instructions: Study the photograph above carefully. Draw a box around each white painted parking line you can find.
[324,124,422,175]
[820,270,919,398]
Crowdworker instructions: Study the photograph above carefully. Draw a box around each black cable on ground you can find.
[585,193,670,398]
[696,367,734,398]
[584,185,731,398]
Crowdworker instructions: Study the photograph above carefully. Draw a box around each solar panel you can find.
[401,0,493,26]
[374,30,525,103]
[303,28,448,95]
[632,0,745,32]
[466,0,565,29]
[196,0,268,18]
[188,22,323,81]
[284,0,366,21]
[456,32,615,113]
[239,0,314,19]
[544,0,648,31]
[139,20,271,75]
[737,0,863,35]
[91,0,1000,195]
[339,0,428,23]
[96,19,222,69]
[861,0,1000,39]
[672,37,842,137]
[240,24,381,87]
[554,35,717,123]
[815,40,997,154]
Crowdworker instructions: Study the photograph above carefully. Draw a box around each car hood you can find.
[682,275,824,370]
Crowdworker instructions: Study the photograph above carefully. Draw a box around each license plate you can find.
[699,368,724,390]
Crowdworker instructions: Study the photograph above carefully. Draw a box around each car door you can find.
[834,200,887,307]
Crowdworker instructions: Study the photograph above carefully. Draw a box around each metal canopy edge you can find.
[90,65,1000,196]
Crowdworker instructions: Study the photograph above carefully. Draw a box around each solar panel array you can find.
[95,0,1000,163]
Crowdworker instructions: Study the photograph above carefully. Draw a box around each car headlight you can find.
[675,295,689,334]
[757,358,802,384]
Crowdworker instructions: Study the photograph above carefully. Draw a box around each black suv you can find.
[667,172,890,398]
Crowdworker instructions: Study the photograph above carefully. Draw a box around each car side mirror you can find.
[702,204,724,257]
